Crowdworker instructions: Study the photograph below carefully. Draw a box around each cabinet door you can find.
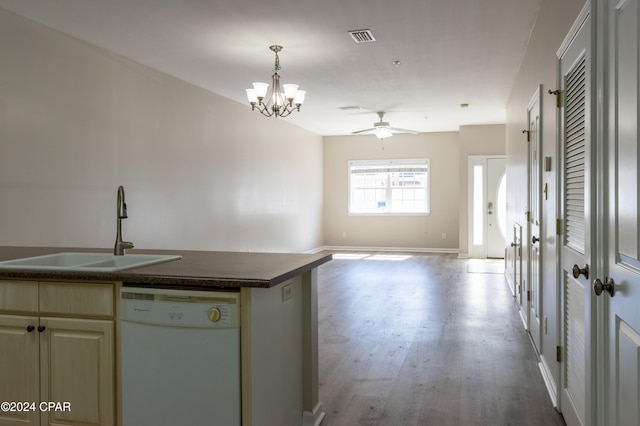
[39,317,114,426]
[0,315,39,426]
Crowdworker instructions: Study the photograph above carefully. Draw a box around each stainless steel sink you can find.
[0,252,182,272]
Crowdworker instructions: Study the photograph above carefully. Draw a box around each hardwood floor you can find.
[317,252,566,426]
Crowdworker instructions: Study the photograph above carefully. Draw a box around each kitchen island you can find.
[0,246,331,426]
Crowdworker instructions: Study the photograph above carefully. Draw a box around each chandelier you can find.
[246,45,306,118]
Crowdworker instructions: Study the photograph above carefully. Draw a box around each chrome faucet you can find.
[114,185,134,256]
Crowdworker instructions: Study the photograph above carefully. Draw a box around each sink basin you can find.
[0,252,182,272]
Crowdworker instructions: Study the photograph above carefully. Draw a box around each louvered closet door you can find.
[558,8,595,426]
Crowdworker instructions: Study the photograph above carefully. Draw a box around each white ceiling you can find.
[0,0,542,136]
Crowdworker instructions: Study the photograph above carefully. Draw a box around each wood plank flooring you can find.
[316,252,566,426]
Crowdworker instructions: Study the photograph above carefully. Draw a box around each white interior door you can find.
[604,1,640,424]
[528,86,542,352]
[558,8,593,426]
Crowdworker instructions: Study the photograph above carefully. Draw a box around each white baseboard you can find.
[505,269,516,296]
[519,309,528,331]
[304,247,327,254]
[311,245,459,254]
[538,357,558,408]
[302,402,326,426]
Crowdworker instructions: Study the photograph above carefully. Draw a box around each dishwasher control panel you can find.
[121,287,240,328]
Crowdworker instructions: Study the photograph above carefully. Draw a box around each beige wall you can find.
[323,132,461,250]
[323,125,505,252]
[0,9,323,253]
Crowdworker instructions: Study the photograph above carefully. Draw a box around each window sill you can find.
[348,212,431,217]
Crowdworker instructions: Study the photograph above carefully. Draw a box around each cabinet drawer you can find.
[39,282,114,318]
[0,280,38,313]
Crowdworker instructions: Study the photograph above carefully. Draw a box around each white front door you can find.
[468,156,506,259]
[603,1,640,424]
[487,157,507,258]
[558,8,594,426]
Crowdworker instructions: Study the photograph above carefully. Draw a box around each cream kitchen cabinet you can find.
[0,280,115,426]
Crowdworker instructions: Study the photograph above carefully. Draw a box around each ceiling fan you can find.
[351,111,419,139]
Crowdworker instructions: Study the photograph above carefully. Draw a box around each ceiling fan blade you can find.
[350,110,419,136]
[351,128,376,135]
[389,127,419,134]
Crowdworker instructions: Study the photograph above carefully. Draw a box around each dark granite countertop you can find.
[0,246,332,289]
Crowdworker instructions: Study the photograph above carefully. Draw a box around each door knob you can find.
[510,242,519,247]
[26,325,35,332]
[593,277,615,297]
[572,264,589,279]
[37,325,46,333]
[532,235,540,244]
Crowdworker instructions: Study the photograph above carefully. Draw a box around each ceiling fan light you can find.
[252,82,269,99]
[282,84,299,100]
[375,128,393,139]
[293,90,306,105]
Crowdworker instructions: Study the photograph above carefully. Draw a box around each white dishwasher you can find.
[120,287,241,426]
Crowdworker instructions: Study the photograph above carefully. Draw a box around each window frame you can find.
[347,158,431,216]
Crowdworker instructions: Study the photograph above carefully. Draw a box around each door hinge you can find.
[526,211,531,222]
[556,218,562,235]
[557,346,563,363]
[527,290,531,301]
[548,89,562,108]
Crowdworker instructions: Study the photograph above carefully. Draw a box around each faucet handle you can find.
[114,240,134,256]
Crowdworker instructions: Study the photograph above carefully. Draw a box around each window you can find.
[348,159,430,215]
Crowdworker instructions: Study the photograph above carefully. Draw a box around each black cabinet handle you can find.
[26,325,35,332]
[37,325,46,333]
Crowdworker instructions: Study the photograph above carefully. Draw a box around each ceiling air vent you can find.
[348,29,376,43]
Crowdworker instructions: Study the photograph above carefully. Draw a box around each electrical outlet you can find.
[282,283,293,302]
[442,233,447,239]
[342,231,347,239]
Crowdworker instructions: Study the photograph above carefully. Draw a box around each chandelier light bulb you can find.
[252,82,269,99]
[293,90,306,105]
[282,84,299,100]
[246,89,258,104]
